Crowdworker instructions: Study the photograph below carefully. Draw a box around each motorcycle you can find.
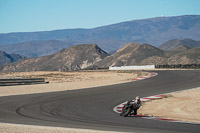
[120,100,137,117]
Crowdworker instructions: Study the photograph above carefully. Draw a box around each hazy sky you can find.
[1,0,200,33]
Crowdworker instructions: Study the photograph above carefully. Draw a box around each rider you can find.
[130,96,141,115]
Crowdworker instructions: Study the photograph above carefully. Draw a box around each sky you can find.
[0,0,200,33]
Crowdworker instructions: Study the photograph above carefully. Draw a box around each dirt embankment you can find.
[139,87,200,123]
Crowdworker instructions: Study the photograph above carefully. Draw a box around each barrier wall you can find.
[0,78,48,86]
[109,65,155,70]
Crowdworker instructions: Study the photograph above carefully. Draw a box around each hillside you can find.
[0,15,200,53]
[167,47,200,64]
[159,38,200,50]
[170,45,191,52]
[1,42,200,72]
[94,43,200,67]
[94,43,165,67]
[0,40,73,57]
[0,51,25,65]
[1,44,108,72]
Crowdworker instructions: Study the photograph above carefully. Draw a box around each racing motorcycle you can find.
[120,100,137,117]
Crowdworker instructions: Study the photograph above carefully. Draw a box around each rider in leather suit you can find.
[130,96,141,115]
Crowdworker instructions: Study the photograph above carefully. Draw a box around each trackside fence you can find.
[155,64,200,69]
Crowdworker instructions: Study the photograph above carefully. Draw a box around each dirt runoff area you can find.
[0,123,125,133]
[139,87,200,124]
[0,70,147,97]
[0,70,145,133]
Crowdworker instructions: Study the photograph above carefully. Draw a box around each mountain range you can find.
[0,15,200,57]
[0,40,74,57]
[94,43,200,68]
[1,42,200,72]
[1,44,108,72]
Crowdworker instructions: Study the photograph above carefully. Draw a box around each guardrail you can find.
[0,78,49,86]
[83,66,109,70]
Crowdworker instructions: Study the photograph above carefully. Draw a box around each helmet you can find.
[136,96,140,100]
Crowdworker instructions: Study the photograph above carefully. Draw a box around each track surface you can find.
[0,71,200,133]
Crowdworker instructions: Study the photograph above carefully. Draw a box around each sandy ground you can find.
[139,87,200,124]
[0,70,146,97]
[0,70,145,133]
[0,122,126,133]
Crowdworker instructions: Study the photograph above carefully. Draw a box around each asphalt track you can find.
[0,71,200,133]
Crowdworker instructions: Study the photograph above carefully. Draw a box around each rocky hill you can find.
[1,42,200,72]
[94,43,200,67]
[94,43,165,67]
[0,40,73,57]
[170,45,191,52]
[160,47,200,65]
[1,44,108,72]
[159,38,200,50]
[0,15,200,53]
[0,51,25,65]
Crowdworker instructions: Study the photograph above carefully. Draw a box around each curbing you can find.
[133,72,157,81]
[114,94,199,124]
[113,72,159,113]
[113,95,164,113]
[113,72,199,124]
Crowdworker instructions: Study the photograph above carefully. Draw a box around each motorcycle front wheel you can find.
[121,107,132,117]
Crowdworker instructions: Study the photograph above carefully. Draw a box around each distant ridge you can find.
[0,40,73,57]
[159,38,200,50]
[0,15,200,54]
